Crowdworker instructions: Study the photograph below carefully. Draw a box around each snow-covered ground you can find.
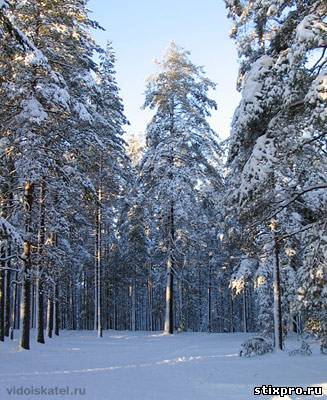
[0,331,326,400]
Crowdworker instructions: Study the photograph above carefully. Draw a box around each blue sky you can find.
[88,0,240,140]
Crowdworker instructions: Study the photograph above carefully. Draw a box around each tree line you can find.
[0,0,326,352]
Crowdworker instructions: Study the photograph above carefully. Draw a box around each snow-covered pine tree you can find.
[90,42,129,337]
[140,42,223,334]
[225,0,327,349]
[0,0,130,346]
[0,0,77,349]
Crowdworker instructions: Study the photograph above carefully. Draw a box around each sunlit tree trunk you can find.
[95,178,103,338]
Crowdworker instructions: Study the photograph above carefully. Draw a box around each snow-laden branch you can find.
[0,2,46,63]
[254,183,327,225]
[276,221,322,243]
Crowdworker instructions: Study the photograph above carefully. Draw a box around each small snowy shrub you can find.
[289,341,312,356]
[239,337,273,357]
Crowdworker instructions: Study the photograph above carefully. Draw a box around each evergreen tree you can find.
[225,0,327,348]
[140,42,223,334]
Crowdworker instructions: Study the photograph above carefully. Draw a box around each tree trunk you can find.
[131,273,136,331]
[230,292,234,333]
[12,271,19,336]
[147,269,153,331]
[0,269,5,341]
[54,283,60,336]
[71,279,76,330]
[164,203,174,334]
[208,263,212,332]
[47,296,54,338]
[37,178,46,344]
[198,267,202,331]
[95,185,103,338]
[243,284,248,333]
[1,169,14,338]
[31,283,35,329]
[272,224,283,350]
[5,267,11,337]
[273,256,283,350]
[0,195,6,341]
[37,278,45,343]
[20,181,34,350]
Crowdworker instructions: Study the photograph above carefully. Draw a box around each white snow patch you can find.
[242,55,273,103]
[296,15,327,45]
[239,134,277,202]
[0,331,326,400]
[73,102,92,122]
[18,97,47,124]
[24,50,47,66]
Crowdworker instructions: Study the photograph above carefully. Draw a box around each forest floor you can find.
[0,330,326,400]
